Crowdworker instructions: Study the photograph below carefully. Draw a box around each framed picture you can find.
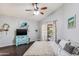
[68,15,76,28]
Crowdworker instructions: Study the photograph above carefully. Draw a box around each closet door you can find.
[41,24,47,41]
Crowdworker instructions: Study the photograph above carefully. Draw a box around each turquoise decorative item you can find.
[20,22,27,28]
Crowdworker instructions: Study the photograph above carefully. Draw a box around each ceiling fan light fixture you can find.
[34,5,37,9]
[26,3,47,15]
[34,10,39,15]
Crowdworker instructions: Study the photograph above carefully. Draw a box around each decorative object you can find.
[64,43,75,54]
[2,23,10,30]
[68,15,76,28]
[0,23,10,31]
[21,22,27,27]
[73,47,79,55]
[0,29,7,32]
[35,29,38,32]
[20,22,29,29]
[2,23,10,35]
[0,23,10,35]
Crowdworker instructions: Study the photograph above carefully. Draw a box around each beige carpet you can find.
[23,41,55,56]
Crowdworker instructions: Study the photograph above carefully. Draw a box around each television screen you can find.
[16,29,27,35]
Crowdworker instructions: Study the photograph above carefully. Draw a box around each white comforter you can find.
[23,41,55,56]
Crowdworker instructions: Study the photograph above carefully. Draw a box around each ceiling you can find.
[0,3,63,21]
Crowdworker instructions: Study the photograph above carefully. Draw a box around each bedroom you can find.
[0,3,79,56]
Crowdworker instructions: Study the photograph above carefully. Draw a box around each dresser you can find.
[15,29,30,46]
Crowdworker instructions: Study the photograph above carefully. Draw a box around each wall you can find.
[40,3,79,44]
[63,3,79,43]
[39,6,64,40]
[0,16,39,47]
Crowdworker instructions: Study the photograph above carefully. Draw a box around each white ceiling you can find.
[0,3,63,21]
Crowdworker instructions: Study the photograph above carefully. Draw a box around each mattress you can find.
[23,41,55,56]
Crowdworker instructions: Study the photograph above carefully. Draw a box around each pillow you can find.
[59,40,70,48]
[58,40,61,44]
[73,47,79,55]
[64,43,75,54]
[55,39,61,44]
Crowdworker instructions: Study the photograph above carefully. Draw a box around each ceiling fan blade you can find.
[41,7,47,10]
[40,12,44,15]
[32,3,35,6]
[25,9,33,11]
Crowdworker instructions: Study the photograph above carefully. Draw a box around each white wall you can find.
[40,3,79,44]
[0,16,39,47]
[39,6,64,40]
[63,3,79,43]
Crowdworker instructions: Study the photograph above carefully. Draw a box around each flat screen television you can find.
[16,29,27,35]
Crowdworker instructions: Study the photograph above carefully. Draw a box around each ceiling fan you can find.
[25,3,47,15]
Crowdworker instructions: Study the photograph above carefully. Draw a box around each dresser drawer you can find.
[16,35,29,46]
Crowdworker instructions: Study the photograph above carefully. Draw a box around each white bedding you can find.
[23,41,55,56]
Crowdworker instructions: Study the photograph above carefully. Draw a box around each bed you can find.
[23,41,55,56]
[23,40,78,56]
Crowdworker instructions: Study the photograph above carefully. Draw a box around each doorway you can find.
[41,21,57,41]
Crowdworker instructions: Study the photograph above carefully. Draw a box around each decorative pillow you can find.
[58,40,61,44]
[55,39,61,44]
[59,40,70,49]
[73,47,79,55]
[64,43,75,54]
